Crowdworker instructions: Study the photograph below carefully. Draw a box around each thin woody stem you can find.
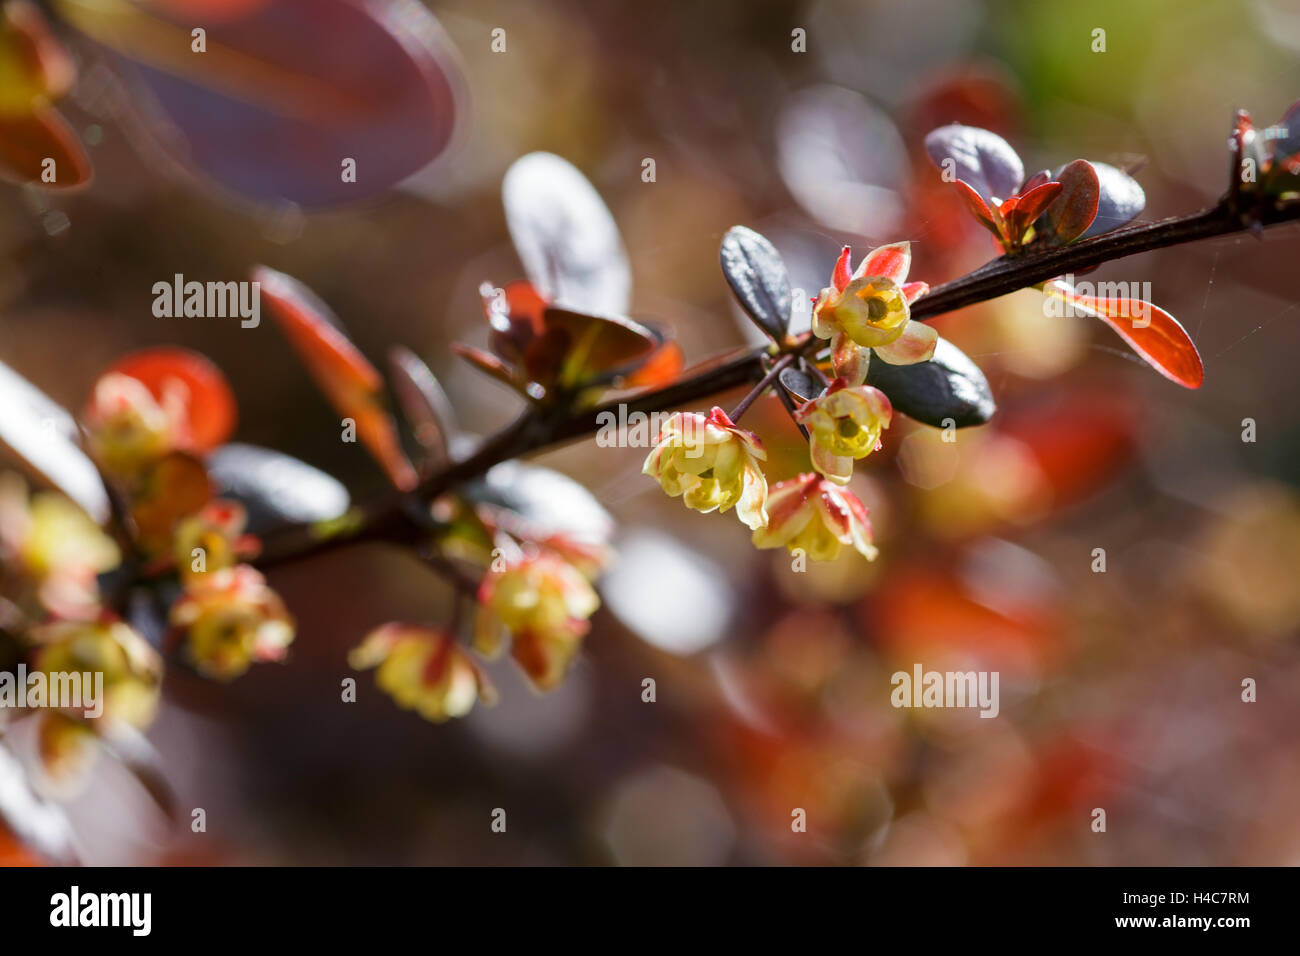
[244,193,1300,573]
[728,353,797,422]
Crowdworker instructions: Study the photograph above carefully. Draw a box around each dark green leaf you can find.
[778,366,819,402]
[865,336,995,428]
[720,226,793,340]
[206,443,349,532]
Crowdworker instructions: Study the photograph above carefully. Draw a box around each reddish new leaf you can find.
[1001,180,1062,245]
[1042,279,1203,389]
[0,107,90,187]
[256,266,417,490]
[1041,159,1100,243]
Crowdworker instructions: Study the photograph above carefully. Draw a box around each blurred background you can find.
[3,0,1300,865]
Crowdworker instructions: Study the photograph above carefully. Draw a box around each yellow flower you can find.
[169,565,294,681]
[474,552,599,691]
[0,474,120,618]
[82,372,184,478]
[28,618,162,730]
[642,406,768,530]
[349,624,496,722]
[794,379,893,484]
[812,243,937,385]
[173,499,253,585]
[752,473,878,562]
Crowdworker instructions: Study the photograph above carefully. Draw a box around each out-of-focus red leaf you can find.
[621,339,684,389]
[143,0,272,19]
[450,343,524,394]
[131,450,213,552]
[256,266,417,490]
[57,0,461,206]
[482,279,547,366]
[868,563,1061,679]
[1042,279,1204,388]
[0,0,76,114]
[0,106,90,187]
[1041,159,1100,243]
[101,346,237,452]
[1000,391,1137,505]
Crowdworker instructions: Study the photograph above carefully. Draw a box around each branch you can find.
[248,193,1300,571]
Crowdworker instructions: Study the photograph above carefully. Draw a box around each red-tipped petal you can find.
[902,281,930,304]
[855,241,911,283]
[831,246,853,292]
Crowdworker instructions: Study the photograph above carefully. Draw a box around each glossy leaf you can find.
[775,84,907,235]
[386,346,455,466]
[1073,161,1144,238]
[1041,279,1203,389]
[0,106,90,187]
[0,359,109,522]
[470,459,613,549]
[502,152,630,316]
[101,346,237,453]
[778,366,819,402]
[925,123,1024,204]
[206,442,349,530]
[1040,159,1100,244]
[720,225,794,341]
[542,306,662,389]
[256,266,418,490]
[0,745,77,864]
[864,335,995,428]
[57,0,461,206]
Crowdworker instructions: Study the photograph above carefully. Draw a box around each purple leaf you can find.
[925,123,1025,204]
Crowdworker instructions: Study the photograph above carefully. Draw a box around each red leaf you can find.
[450,343,525,393]
[952,178,1003,242]
[540,306,660,389]
[0,107,90,187]
[1002,180,1061,243]
[1042,159,1100,243]
[621,339,684,389]
[256,266,417,490]
[1043,280,1204,388]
